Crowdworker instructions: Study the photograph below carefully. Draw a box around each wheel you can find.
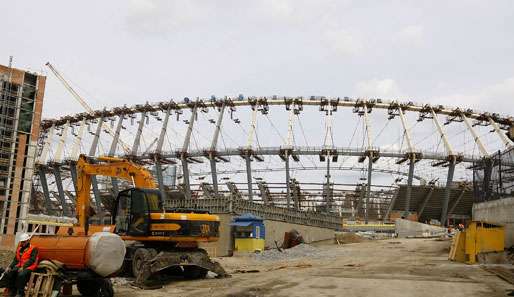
[96,279,114,297]
[77,280,97,296]
[183,266,208,279]
[131,248,151,277]
[77,279,113,297]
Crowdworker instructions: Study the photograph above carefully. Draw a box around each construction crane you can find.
[45,62,131,154]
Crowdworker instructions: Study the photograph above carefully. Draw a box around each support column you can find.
[285,151,291,209]
[180,102,199,199]
[245,154,253,201]
[108,116,124,197]
[418,186,435,218]
[441,158,456,225]
[70,119,86,161]
[488,117,513,149]
[89,116,104,211]
[405,157,415,212]
[181,158,191,199]
[131,112,147,156]
[210,158,218,195]
[155,102,173,200]
[53,166,69,216]
[365,156,372,224]
[209,103,226,195]
[37,170,53,215]
[69,162,78,194]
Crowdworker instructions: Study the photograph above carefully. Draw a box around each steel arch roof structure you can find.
[34,96,514,223]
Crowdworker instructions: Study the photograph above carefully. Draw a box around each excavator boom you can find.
[76,154,156,230]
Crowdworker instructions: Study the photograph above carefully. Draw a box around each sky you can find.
[2,0,514,119]
[2,0,514,189]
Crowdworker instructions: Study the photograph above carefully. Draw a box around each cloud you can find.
[322,29,363,56]
[125,0,202,35]
[432,77,514,115]
[393,25,425,47]
[355,79,403,98]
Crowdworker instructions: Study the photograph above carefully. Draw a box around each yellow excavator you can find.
[72,154,227,286]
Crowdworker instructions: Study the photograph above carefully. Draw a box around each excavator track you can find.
[133,247,229,288]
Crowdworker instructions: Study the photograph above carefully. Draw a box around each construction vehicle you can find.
[72,154,227,286]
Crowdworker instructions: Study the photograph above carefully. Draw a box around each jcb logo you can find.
[200,224,210,235]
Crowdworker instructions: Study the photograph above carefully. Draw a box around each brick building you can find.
[0,64,45,248]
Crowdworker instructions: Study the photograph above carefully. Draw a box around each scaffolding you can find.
[0,65,41,235]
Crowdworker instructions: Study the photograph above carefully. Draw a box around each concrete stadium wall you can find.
[263,220,334,248]
[200,214,335,257]
[473,197,514,248]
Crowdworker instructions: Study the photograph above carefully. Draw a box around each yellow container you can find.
[449,221,504,264]
[235,238,265,252]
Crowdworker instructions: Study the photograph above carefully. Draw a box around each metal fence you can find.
[473,147,514,201]
[165,196,342,230]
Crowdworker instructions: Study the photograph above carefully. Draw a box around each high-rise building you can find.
[0,64,45,247]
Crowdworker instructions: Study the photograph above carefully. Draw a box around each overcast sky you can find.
[4,0,514,190]
[2,0,514,119]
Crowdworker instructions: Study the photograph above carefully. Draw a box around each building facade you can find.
[0,64,45,247]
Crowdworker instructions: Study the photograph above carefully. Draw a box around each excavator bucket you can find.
[134,249,229,287]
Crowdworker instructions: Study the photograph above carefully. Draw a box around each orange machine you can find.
[67,155,227,286]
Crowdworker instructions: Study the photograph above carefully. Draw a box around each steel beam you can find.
[285,151,291,208]
[247,108,258,149]
[180,103,199,198]
[245,153,253,201]
[417,186,435,218]
[52,166,69,216]
[365,157,372,224]
[431,109,454,156]
[131,112,147,156]
[37,170,53,215]
[209,103,226,195]
[398,107,415,153]
[69,162,78,194]
[441,157,456,225]
[488,117,513,149]
[88,116,104,211]
[156,102,173,154]
[54,121,69,163]
[181,158,191,199]
[363,104,373,149]
[182,103,199,153]
[461,113,489,157]
[154,160,166,201]
[108,116,124,197]
[70,119,86,161]
[38,124,55,164]
[405,158,415,212]
[448,187,467,215]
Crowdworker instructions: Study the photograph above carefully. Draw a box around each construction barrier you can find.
[449,221,505,264]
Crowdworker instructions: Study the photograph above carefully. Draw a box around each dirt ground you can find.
[114,238,514,297]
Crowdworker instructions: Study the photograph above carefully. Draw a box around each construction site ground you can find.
[114,238,514,297]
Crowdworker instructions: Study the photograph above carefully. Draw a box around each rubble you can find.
[253,244,335,261]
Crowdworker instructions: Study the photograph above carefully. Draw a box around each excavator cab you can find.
[112,188,163,237]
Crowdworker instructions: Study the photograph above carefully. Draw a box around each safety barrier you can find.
[165,197,342,230]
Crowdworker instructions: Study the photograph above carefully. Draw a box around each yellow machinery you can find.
[449,221,505,264]
[72,154,227,286]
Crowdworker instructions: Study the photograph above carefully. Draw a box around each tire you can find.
[77,280,97,296]
[77,279,113,297]
[96,279,114,297]
[183,266,208,279]
[131,248,151,277]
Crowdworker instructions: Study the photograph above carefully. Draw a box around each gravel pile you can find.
[253,244,333,261]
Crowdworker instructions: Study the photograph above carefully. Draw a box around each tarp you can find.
[230,221,253,227]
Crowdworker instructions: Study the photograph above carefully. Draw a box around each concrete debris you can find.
[395,219,447,238]
[334,232,366,244]
[253,244,334,261]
